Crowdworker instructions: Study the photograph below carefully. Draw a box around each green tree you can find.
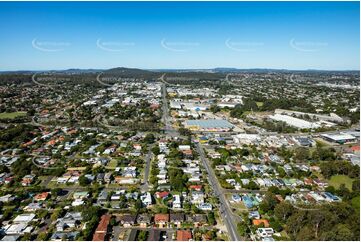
[36,232,49,241]
[151,146,160,155]
[259,192,278,213]
[210,105,221,113]
[144,133,155,144]
[274,202,293,222]
[79,175,90,186]
[207,212,216,225]
[20,233,32,241]
[137,231,148,241]
[179,128,192,136]
[294,147,310,162]
[237,222,249,237]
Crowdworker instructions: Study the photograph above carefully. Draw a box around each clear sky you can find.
[0,1,359,71]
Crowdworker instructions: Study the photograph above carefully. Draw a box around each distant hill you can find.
[0,67,358,76]
[104,67,160,79]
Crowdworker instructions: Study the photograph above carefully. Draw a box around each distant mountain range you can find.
[0,67,359,75]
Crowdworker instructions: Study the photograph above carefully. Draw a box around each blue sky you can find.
[0,1,359,70]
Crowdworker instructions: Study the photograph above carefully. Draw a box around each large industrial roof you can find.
[185,119,234,128]
[321,133,356,141]
[269,114,320,129]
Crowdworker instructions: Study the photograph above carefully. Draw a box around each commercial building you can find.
[275,109,344,123]
[321,133,357,144]
[269,114,320,129]
[184,119,234,132]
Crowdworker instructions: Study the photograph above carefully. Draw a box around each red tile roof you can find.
[253,219,270,227]
[34,192,49,201]
[156,191,170,199]
[154,214,169,222]
[177,230,192,241]
[189,185,202,191]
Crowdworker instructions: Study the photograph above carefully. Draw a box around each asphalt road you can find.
[160,78,179,138]
[143,146,153,184]
[140,145,154,192]
[196,142,241,241]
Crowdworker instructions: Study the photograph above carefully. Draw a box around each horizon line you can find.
[0,67,360,72]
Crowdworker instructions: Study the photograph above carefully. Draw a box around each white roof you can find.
[5,223,27,235]
[234,134,260,140]
[269,114,320,129]
[13,213,36,223]
[321,133,356,141]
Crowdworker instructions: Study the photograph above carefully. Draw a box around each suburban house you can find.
[186,214,208,227]
[56,212,82,232]
[256,228,274,239]
[253,219,270,227]
[154,214,169,228]
[176,230,192,241]
[137,214,151,228]
[140,192,152,207]
[21,175,35,186]
[34,192,50,201]
[170,213,185,228]
[119,214,136,227]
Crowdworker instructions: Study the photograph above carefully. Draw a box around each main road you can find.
[160,74,179,138]
[159,73,240,240]
[196,142,241,241]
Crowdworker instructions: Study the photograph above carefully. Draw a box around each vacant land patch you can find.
[0,111,27,119]
[106,159,118,169]
[328,174,354,190]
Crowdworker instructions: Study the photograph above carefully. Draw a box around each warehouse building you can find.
[184,119,234,132]
[269,114,320,129]
[320,133,357,144]
[275,109,344,123]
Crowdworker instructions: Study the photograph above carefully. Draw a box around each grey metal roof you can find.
[185,119,233,128]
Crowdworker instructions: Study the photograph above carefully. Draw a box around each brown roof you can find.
[120,214,136,224]
[92,214,111,241]
[186,214,207,223]
[92,233,106,241]
[137,214,151,223]
[154,214,169,222]
[170,213,185,222]
[177,230,192,241]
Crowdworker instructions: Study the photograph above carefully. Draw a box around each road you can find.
[143,146,153,184]
[160,75,179,138]
[196,142,241,241]
[140,145,154,192]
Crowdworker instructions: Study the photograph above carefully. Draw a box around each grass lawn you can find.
[105,159,118,169]
[226,194,248,211]
[328,175,354,190]
[0,111,27,119]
